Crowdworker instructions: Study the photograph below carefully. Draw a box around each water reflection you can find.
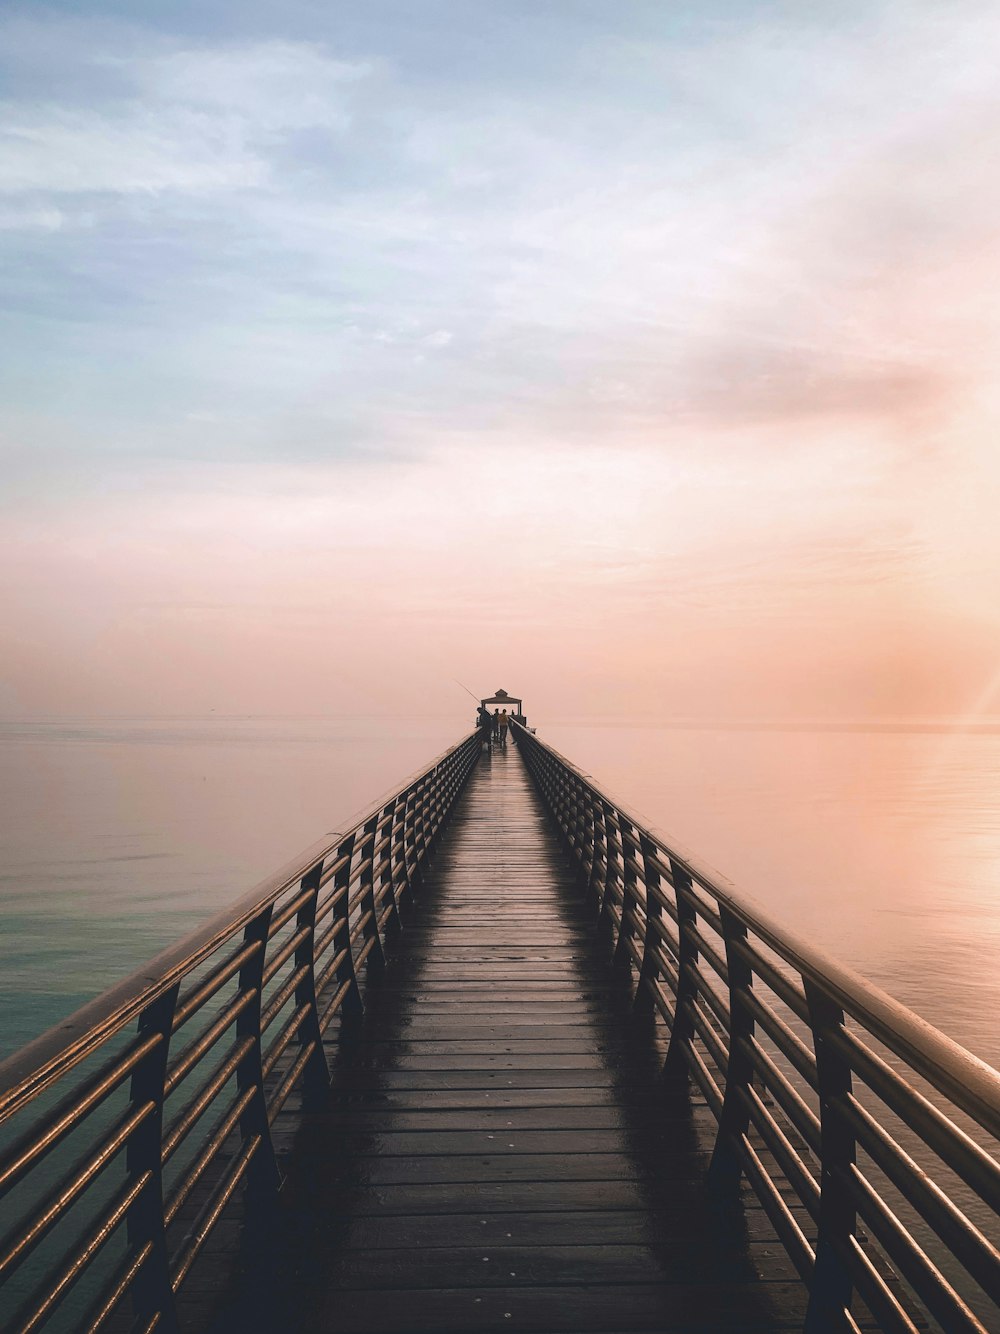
[3,716,1000,1073]
[0,717,461,1055]
[544,722,1000,1071]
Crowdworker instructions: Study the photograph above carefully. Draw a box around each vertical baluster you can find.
[555,770,571,847]
[579,787,596,887]
[446,753,464,825]
[295,862,330,1109]
[426,771,445,850]
[598,803,622,948]
[587,798,608,919]
[379,798,402,937]
[662,861,699,1086]
[558,772,574,849]
[561,773,576,853]
[394,787,415,910]
[567,778,581,853]
[421,784,439,856]
[431,771,447,832]
[534,752,551,814]
[804,983,856,1332]
[614,816,639,973]
[634,835,662,1016]
[423,772,438,859]
[410,777,429,881]
[707,906,755,1194]
[401,787,418,893]
[544,756,558,815]
[424,770,441,858]
[357,813,385,973]
[330,833,363,1026]
[235,907,282,1208]
[571,778,588,867]
[126,984,180,1334]
[543,758,556,817]
[540,756,556,820]
[426,768,441,849]
[565,779,578,853]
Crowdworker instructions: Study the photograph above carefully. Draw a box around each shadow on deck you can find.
[208,740,804,1333]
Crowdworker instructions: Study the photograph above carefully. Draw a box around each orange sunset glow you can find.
[2,3,1000,724]
[4,10,1000,1334]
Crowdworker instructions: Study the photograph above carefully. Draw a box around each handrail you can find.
[0,730,481,1334]
[512,719,1000,1334]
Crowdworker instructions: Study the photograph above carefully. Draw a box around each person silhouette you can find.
[477,704,492,746]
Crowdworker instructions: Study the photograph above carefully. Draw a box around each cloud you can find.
[0,35,370,197]
[0,105,265,194]
[142,41,370,130]
[3,5,998,460]
[0,204,70,231]
[3,4,1000,722]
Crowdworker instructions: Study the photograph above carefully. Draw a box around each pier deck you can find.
[212,742,804,1333]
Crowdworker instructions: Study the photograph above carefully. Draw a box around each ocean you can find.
[2,714,999,1072]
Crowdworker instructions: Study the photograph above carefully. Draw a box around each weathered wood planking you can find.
[207,741,806,1333]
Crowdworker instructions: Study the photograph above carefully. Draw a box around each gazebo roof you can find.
[480,687,522,706]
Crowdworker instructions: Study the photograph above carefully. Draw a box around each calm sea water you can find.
[2,716,1000,1073]
[0,716,461,1057]
[545,720,1000,1073]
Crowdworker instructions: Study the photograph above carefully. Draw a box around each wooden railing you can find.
[513,721,1000,1334]
[0,731,481,1334]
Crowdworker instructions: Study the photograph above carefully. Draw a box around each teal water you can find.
[0,716,462,1057]
[2,715,1000,1070]
[2,714,999,1331]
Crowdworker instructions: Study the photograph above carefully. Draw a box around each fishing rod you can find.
[453,678,480,702]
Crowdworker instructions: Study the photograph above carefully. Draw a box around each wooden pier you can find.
[2,716,999,1334]
[212,743,802,1332]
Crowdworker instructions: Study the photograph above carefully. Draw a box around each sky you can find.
[3,0,1000,721]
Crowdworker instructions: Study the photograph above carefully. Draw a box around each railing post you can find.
[614,815,638,972]
[125,984,180,1334]
[358,813,386,973]
[597,802,621,947]
[566,775,585,861]
[579,788,596,886]
[394,788,415,910]
[556,772,576,855]
[804,982,856,1332]
[587,796,608,918]
[540,757,560,830]
[424,775,446,853]
[707,905,754,1195]
[295,862,330,1109]
[236,906,283,1209]
[330,832,364,1027]
[634,835,661,1016]
[379,797,402,938]
[662,861,699,1087]
[409,778,429,885]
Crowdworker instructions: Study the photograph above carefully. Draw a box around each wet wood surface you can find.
[209,740,806,1333]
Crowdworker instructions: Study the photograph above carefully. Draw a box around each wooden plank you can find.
[324,1104,629,1127]
[329,1069,622,1091]
[303,1282,808,1333]
[295,1152,643,1186]
[344,1180,650,1215]
[331,1089,620,1109]
[321,1243,801,1289]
